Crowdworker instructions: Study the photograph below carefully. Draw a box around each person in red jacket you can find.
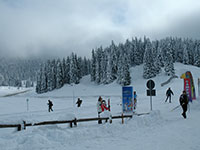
[101,100,109,112]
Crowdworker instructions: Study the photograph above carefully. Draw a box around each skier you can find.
[165,87,174,103]
[179,90,189,119]
[133,91,137,110]
[76,98,82,107]
[47,100,53,112]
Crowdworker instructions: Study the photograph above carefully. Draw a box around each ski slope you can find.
[0,63,200,150]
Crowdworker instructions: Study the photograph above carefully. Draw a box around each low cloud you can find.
[0,0,200,58]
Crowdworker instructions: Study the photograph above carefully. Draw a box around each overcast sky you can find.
[1,0,200,58]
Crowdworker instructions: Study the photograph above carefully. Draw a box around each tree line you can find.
[36,53,90,94]
[36,36,200,94]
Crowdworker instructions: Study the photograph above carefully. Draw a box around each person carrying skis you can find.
[97,96,110,124]
[76,98,82,107]
[165,87,174,103]
[179,90,189,119]
[47,100,53,112]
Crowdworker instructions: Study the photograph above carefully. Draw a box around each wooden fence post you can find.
[98,113,102,124]
[109,115,112,124]
[23,121,26,130]
[122,113,124,124]
[74,118,77,127]
[17,124,21,131]
[70,121,73,128]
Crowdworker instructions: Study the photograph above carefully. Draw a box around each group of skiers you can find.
[47,88,189,119]
[165,87,189,119]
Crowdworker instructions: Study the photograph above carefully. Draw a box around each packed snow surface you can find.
[0,63,200,150]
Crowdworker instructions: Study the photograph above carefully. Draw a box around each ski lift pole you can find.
[26,98,29,112]
[72,83,76,117]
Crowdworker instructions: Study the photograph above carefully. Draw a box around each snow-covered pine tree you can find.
[0,73,4,85]
[134,37,145,65]
[117,44,131,86]
[56,59,63,89]
[123,56,131,86]
[182,41,189,65]
[51,59,57,90]
[164,42,175,76]
[109,41,118,80]
[65,56,71,84]
[91,49,96,82]
[143,39,156,79]
[40,64,48,93]
[174,37,183,63]
[194,42,200,67]
[187,39,195,65]
[82,57,90,76]
[124,39,132,66]
[95,47,103,84]
[105,48,114,84]
[46,60,54,91]
[101,48,108,84]
[61,58,67,84]
[154,45,163,74]
[36,68,42,93]
[69,53,80,84]
[76,56,82,82]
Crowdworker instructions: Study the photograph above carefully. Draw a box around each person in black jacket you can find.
[47,100,53,112]
[179,90,189,119]
[76,98,82,107]
[165,87,174,103]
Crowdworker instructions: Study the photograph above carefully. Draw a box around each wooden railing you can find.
[0,113,149,131]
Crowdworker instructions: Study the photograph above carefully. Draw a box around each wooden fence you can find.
[0,113,149,131]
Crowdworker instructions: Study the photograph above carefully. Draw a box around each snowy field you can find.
[0,63,200,150]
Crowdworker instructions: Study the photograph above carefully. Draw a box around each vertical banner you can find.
[198,78,200,98]
[181,71,196,100]
[184,79,192,102]
[122,86,133,113]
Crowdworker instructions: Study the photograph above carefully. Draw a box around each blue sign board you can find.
[122,86,133,113]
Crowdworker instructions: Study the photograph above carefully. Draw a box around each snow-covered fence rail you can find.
[161,75,178,87]
[2,89,31,97]
[0,124,22,131]
[0,113,149,131]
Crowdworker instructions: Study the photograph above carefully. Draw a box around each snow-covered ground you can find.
[0,63,200,150]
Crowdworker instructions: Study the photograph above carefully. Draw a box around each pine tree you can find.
[95,47,103,84]
[56,59,63,89]
[143,39,156,79]
[91,49,96,82]
[194,43,200,67]
[164,42,175,76]
[182,41,189,65]
[117,44,131,86]
[154,46,163,74]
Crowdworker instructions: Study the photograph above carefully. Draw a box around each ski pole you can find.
[171,105,180,111]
